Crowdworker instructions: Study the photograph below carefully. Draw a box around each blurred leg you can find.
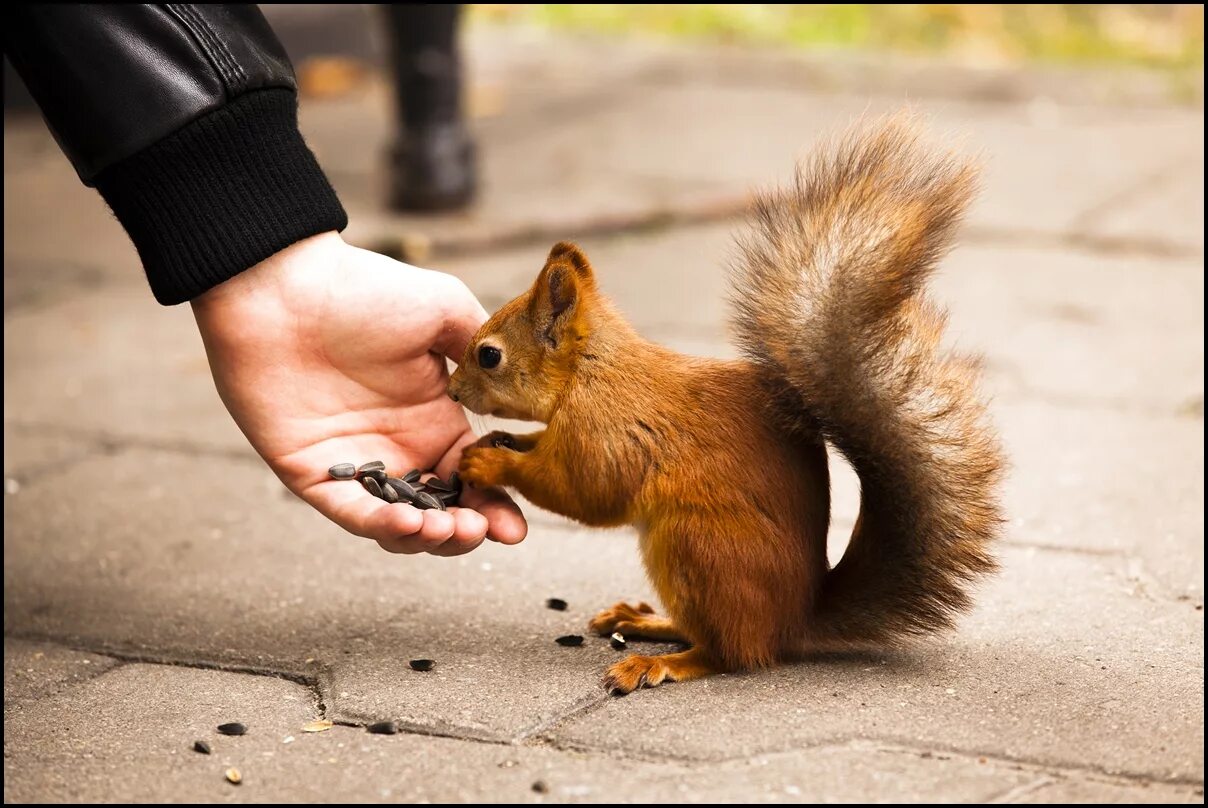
[382,4,477,212]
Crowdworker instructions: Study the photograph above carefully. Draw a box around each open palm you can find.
[191,233,526,555]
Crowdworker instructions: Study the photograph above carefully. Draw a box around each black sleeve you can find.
[3,4,347,305]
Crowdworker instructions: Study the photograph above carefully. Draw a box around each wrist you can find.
[191,231,346,325]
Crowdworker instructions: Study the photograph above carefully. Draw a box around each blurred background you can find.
[4,5,1204,803]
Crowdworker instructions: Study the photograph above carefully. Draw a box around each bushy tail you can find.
[729,113,1004,649]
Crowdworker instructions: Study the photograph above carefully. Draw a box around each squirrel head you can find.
[448,241,600,422]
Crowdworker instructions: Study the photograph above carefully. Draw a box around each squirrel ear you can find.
[546,241,594,283]
[532,242,595,347]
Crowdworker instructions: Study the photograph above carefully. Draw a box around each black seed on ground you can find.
[555,635,584,647]
[409,659,435,671]
[217,722,246,736]
[546,598,568,611]
[357,461,386,475]
[403,468,422,483]
[385,477,418,501]
[610,632,627,650]
[328,463,356,480]
[367,721,399,735]
[362,476,384,498]
[192,740,211,754]
[414,491,445,511]
[531,780,549,794]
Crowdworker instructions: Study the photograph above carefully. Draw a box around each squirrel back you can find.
[730,113,1005,649]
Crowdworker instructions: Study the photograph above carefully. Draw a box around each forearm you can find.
[4,4,346,305]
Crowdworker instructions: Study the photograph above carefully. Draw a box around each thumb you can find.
[434,276,489,363]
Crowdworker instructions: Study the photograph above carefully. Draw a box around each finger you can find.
[309,480,426,540]
[458,485,528,545]
[432,276,489,363]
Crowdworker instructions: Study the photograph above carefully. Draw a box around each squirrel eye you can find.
[477,345,502,369]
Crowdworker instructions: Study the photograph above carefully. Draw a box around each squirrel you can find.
[448,114,1004,695]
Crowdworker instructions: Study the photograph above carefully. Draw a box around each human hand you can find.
[191,231,527,555]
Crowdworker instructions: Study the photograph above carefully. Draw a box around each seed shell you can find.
[555,635,584,647]
[546,598,568,611]
[368,721,399,735]
[225,768,242,785]
[385,477,418,501]
[302,720,333,733]
[610,632,627,650]
[328,463,356,480]
[217,722,246,736]
[409,659,435,671]
[361,476,384,498]
[192,740,211,754]
[414,491,445,511]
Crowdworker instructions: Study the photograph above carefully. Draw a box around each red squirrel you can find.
[448,114,1004,695]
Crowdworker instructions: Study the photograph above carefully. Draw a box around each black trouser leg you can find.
[383,4,462,128]
[381,4,475,211]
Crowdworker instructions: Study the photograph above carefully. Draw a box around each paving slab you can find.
[0,658,1049,804]
[4,655,1194,803]
[3,638,118,704]
[547,545,1204,782]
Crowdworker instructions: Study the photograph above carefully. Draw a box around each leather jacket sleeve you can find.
[3,4,347,305]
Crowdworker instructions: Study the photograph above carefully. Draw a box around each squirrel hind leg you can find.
[603,647,719,696]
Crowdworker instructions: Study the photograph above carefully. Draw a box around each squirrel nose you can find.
[449,391,460,402]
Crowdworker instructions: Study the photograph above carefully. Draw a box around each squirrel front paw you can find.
[458,446,514,489]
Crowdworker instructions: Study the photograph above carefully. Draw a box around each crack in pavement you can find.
[5,633,1202,792]
[1,632,331,720]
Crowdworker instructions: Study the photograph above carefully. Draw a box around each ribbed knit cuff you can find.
[94,89,348,305]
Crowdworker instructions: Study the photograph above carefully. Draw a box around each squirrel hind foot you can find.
[602,648,718,696]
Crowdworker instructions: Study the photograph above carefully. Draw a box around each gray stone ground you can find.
[4,16,1204,804]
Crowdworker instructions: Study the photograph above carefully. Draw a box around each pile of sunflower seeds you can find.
[329,461,461,510]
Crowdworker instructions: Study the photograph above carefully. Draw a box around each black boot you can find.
[382,4,476,213]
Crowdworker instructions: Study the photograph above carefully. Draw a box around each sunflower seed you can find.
[362,476,384,498]
[192,740,211,754]
[217,722,246,736]
[328,463,356,480]
[403,468,422,483]
[546,598,568,611]
[357,461,386,475]
[531,780,549,794]
[424,477,452,493]
[610,632,627,650]
[436,491,460,507]
[448,472,462,493]
[380,482,399,503]
[414,491,445,511]
[367,720,398,735]
[225,768,242,785]
[409,659,435,671]
[555,635,584,647]
[360,468,387,484]
[385,477,418,501]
